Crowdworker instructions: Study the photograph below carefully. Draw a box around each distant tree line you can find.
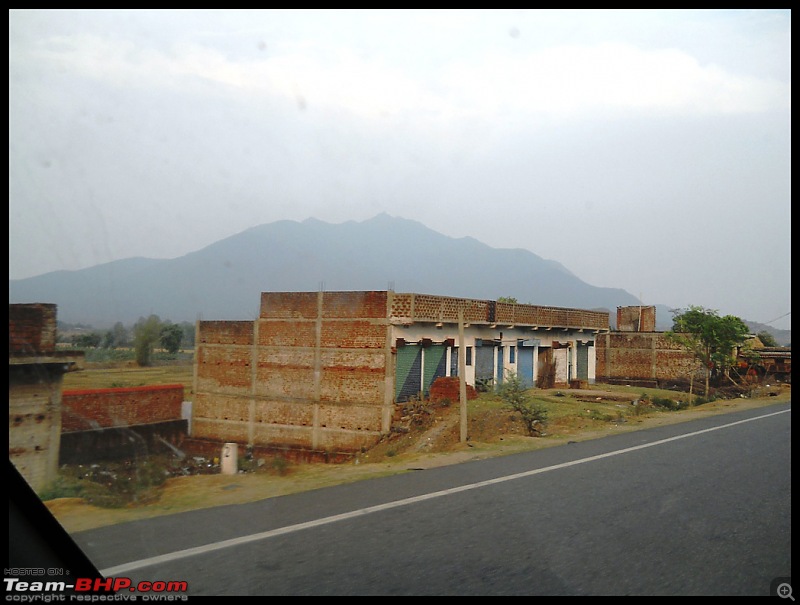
[59,317,196,366]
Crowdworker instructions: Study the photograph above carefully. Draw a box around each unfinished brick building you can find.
[9,304,84,492]
[616,305,656,332]
[193,291,609,459]
[595,305,709,388]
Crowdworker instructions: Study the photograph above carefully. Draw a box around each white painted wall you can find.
[391,323,596,387]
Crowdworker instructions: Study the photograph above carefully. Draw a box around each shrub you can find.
[651,397,689,411]
[46,456,173,508]
[496,372,548,436]
[38,476,85,501]
[692,395,718,406]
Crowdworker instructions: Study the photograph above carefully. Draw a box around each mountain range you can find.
[8,214,791,344]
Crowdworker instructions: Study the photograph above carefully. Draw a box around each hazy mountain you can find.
[9,214,788,343]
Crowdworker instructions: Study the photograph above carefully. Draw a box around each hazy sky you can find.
[9,9,791,330]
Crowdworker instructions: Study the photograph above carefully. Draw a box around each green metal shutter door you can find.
[496,345,504,385]
[422,344,447,396]
[395,344,422,402]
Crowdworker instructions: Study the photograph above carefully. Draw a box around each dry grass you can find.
[62,361,194,399]
[46,360,791,534]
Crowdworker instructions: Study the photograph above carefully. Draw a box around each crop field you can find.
[62,359,195,400]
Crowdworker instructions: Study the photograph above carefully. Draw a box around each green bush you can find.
[651,397,690,411]
[46,456,173,508]
[38,476,85,501]
[496,372,548,436]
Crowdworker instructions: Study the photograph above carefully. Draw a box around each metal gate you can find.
[475,340,495,390]
[395,344,422,402]
[518,344,534,387]
[395,343,449,401]
[576,342,590,381]
[422,344,448,397]
[496,346,504,385]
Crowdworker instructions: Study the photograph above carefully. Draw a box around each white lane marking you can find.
[100,407,790,576]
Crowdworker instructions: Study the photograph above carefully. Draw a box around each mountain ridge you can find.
[8,214,790,344]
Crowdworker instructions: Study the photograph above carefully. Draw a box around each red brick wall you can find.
[259,291,320,319]
[9,303,57,354]
[320,291,388,319]
[61,384,184,432]
[196,321,253,345]
[389,294,609,330]
[595,332,701,384]
[194,291,393,455]
[616,306,657,332]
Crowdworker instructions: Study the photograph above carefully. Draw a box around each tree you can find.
[179,321,196,348]
[103,322,129,349]
[160,323,183,354]
[666,306,750,398]
[133,315,162,366]
[73,332,102,348]
[756,330,778,347]
[497,296,518,304]
[496,371,548,436]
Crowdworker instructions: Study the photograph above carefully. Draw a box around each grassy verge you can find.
[45,359,790,531]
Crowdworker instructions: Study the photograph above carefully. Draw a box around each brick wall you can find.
[389,293,609,330]
[595,332,702,386]
[194,291,394,457]
[62,384,184,432]
[9,303,57,354]
[616,306,657,332]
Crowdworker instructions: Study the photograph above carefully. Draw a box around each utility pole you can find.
[459,308,468,442]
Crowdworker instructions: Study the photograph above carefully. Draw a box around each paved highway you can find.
[72,401,791,596]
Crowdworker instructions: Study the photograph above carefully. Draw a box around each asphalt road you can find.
[70,401,791,596]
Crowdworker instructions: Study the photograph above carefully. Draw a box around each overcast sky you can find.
[9,9,791,330]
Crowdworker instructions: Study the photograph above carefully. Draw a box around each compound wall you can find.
[62,385,185,432]
[595,331,702,387]
[193,291,395,457]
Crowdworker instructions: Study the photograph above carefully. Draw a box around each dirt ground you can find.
[44,385,790,534]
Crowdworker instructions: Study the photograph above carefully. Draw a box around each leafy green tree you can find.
[756,330,778,347]
[496,371,548,436]
[133,315,162,366]
[102,330,114,349]
[160,323,183,354]
[179,321,196,349]
[73,332,102,348]
[103,322,129,349]
[666,306,750,398]
[498,296,518,304]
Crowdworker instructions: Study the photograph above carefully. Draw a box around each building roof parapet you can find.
[389,292,609,331]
